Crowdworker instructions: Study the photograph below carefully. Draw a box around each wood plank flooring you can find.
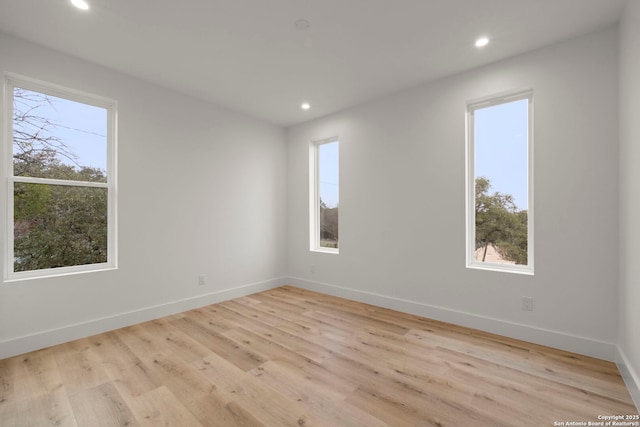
[0,285,637,426]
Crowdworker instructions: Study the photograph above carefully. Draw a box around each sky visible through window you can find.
[14,88,107,175]
[475,98,528,210]
[319,141,339,208]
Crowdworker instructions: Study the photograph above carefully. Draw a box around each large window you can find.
[310,137,339,253]
[4,75,117,280]
[466,90,533,274]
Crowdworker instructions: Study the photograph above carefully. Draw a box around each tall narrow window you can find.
[466,90,533,274]
[5,75,117,280]
[310,137,339,253]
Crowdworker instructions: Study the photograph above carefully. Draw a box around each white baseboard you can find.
[617,347,640,412]
[286,276,618,362]
[0,277,285,360]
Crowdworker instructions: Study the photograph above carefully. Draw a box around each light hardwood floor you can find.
[0,286,637,426]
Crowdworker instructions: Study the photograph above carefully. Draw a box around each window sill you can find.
[467,262,533,276]
[5,264,117,283]
[311,247,339,255]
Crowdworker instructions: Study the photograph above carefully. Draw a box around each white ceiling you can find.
[0,0,627,127]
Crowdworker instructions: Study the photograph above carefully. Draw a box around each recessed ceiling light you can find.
[71,0,89,10]
[301,103,310,110]
[475,37,490,48]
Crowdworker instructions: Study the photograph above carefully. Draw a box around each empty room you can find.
[1,0,639,425]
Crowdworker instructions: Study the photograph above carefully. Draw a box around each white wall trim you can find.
[0,277,285,360]
[286,276,618,362]
[617,347,640,412]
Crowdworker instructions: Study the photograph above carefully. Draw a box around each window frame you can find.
[3,74,118,281]
[465,89,534,275]
[309,136,339,254]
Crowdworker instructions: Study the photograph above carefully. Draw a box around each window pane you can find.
[14,183,108,272]
[13,87,108,182]
[318,141,339,249]
[474,98,529,266]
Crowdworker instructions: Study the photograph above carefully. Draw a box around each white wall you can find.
[0,33,287,358]
[618,0,640,407]
[287,27,619,360]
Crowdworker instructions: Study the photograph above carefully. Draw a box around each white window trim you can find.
[465,89,534,275]
[309,136,339,254]
[3,74,118,282]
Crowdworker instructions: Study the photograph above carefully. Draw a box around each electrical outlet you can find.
[198,274,207,286]
[522,296,534,311]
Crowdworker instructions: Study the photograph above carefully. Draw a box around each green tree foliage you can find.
[12,90,108,272]
[320,199,338,248]
[475,177,527,265]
